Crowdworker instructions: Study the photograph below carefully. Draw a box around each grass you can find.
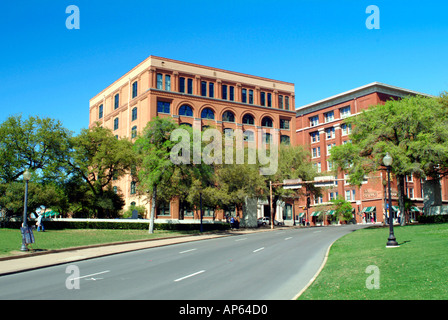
[0,228,200,257]
[298,223,448,300]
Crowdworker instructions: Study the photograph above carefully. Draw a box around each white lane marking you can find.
[73,270,110,281]
[253,247,265,253]
[313,231,321,233]
[179,249,197,254]
[174,270,206,282]
[285,237,293,240]
[235,238,247,242]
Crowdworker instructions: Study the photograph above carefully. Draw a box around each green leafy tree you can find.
[330,94,448,224]
[67,124,138,218]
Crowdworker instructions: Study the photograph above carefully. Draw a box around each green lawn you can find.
[298,223,448,300]
[0,228,198,257]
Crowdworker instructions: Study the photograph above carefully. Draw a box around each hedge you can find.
[1,219,231,231]
[417,214,448,224]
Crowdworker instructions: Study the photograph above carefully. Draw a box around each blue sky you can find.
[1,0,447,135]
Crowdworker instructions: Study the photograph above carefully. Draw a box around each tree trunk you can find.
[149,186,157,234]
[397,174,406,226]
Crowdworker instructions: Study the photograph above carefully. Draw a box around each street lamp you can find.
[383,153,399,248]
[21,169,31,251]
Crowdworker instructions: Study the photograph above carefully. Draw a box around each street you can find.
[0,225,366,300]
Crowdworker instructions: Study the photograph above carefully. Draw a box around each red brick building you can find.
[293,82,440,226]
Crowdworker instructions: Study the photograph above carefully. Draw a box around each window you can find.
[285,96,290,110]
[278,95,283,109]
[222,111,235,122]
[209,82,214,98]
[327,143,336,156]
[157,73,163,89]
[222,85,228,100]
[248,90,254,104]
[203,207,214,217]
[310,131,320,143]
[280,135,290,145]
[165,75,171,91]
[406,174,413,182]
[132,81,138,98]
[98,104,103,119]
[310,115,319,127]
[201,108,215,120]
[131,126,137,139]
[341,123,352,135]
[314,195,323,205]
[179,77,185,93]
[244,130,254,142]
[329,192,338,201]
[345,189,356,201]
[242,114,254,125]
[326,127,335,139]
[340,106,351,118]
[327,160,334,172]
[187,79,193,94]
[313,162,322,173]
[407,188,414,199]
[157,201,170,216]
[312,147,321,158]
[179,105,193,117]
[242,89,247,103]
[157,101,170,114]
[324,111,334,123]
[131,107,137,121]
[280,119,290,129]
[130,181,136,195]
[267,93,271,107]
[224,128,233,139]
[262,117,273,128]
[263,132,272,144]
[114,94,119,110]
[260,92,266,106]
[229,86,234,101]
[201,81,207,97]
[114,117,119,130]
[113,186,118,194]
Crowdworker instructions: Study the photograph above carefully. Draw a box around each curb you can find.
[291,238,336,300]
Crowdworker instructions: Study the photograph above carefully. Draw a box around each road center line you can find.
[179,249,197,254]
[253,247,265,253]
[285,237,292,240]
[235,238,247,242]
[73,270,110,281]
[174,270,205,282]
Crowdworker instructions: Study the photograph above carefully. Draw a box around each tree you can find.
[330,196,354,223]
[0,114,72,184]
[68,124,138,218]
[330,94,448,225]
[134,118,182,233]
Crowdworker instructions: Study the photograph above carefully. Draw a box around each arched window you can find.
[222,111,235,122]
[201,108,215,120]
[242,114,254,125]
[262,116,273,128]
[263,132,272,144]
[179,105,193,117]
[131,107,137,121]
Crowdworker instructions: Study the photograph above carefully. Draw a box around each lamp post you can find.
[21,169,31,251]
[383,153,399,247]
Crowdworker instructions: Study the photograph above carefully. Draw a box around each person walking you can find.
[36,213,45,232]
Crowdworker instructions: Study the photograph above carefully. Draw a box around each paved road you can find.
[0,225,366,300]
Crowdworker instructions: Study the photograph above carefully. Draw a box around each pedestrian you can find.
[36,213,45,232]
[230,216,235,229]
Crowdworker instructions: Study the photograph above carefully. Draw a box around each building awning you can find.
[392,206,400,212]
[362,206,376,213]
[43,211,59,218]
[311,211,321,217]
[411,206,422,212]
[298,212,305,218]
[327,210,335,215]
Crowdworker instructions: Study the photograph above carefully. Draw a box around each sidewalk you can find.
[0,228,277,276]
